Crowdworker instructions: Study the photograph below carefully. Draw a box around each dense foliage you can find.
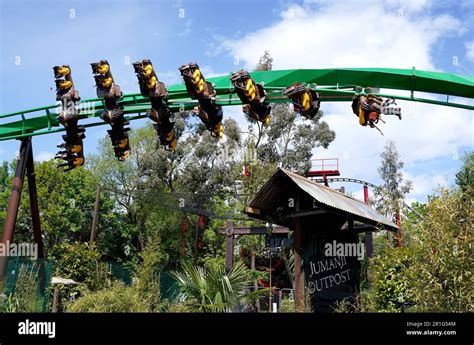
[0,52,471,313]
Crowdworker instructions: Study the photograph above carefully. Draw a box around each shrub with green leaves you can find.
[404,189,473,312]
[65,236,164,312]
[370,247,414,312]
[66,281,149,312]
[170,261,268,312]
[49,241,111,291]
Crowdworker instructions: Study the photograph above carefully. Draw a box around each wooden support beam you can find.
[90,186,101,243]
[244,206,261,215]
[284,209,326,219]
[225,221,234,273]
[217,226,290,236]
[294,217,304,311]
[354,224,378,233]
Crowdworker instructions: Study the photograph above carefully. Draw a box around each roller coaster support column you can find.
[0,139,30,279]
[27,143,44,260]
[26,142,46,293]
[0,137,45,281]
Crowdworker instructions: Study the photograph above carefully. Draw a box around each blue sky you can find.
[1,0,473,203]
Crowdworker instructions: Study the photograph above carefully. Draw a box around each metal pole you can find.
[294,217,304,311]
[90,186,101,243]
[0,138,31,280]
[363,185,369,204]
[26,141,46,294]
[269,250,272,312]
[225,221,234,273]
[26,143,44,259]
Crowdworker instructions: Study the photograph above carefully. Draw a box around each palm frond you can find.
[170,261,258,312]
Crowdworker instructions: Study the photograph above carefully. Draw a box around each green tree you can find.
[254,50,273,71]
[0,158,127,258]
[373,140,412,221]
[455,151,473,196]
[249,51,335,175]
[0,160,12,229]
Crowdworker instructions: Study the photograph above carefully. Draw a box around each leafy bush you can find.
[49,242,111,291]
[404,189,473,312]
[47,242,112,311]
[170,261,267,312]
[279,297,296,313]
[66,281,149,312]
[360,188,472,313]
[66,236,164,312]
[370,247,414,312]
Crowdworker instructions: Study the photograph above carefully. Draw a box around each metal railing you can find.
[310,158,339,172]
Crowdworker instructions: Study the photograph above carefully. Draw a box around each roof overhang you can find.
[245,168,398,232]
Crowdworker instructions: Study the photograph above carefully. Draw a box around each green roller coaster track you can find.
[0,67,473,142]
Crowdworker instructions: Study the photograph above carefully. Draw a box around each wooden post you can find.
[194,215,203,260]
[180,218,187,256]
[294,217,304,311]
[90,186,101,243]
[251,250,260,311]
[52,286,60,313]
[225,221,234,273]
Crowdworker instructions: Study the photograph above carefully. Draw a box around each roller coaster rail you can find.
[1,67,473,142]
[310,177,421,216]
[1,66,470,279]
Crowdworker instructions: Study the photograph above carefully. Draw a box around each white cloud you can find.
[384,0,431,13]
[217,1,471,201]
[222,2,464,71]
[35,151,54,162]
[314,99,473,198]
[465,41,474,62]
[401,169,451,198]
